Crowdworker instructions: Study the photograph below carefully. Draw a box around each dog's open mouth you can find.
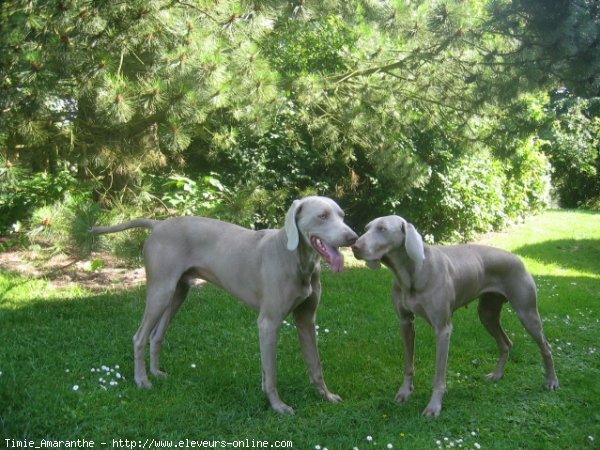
[311,236,344,272]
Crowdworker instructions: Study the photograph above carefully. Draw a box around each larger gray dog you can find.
[90,196,357,414]
[352,215,559,417]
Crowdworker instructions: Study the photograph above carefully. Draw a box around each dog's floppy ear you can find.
[284,199,302,250]
[404,221,425,270]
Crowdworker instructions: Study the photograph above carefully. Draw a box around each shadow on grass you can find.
[513,238,600,275]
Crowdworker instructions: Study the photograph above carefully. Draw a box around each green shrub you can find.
[541,95,600,208]
[401,144,550,243]
[414,149,506,242]
[0,165,78,233]
[27,194,102,258]
[503,137,551,220]
[151,173,231,218]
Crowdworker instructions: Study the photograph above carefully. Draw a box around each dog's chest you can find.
[396,288,429,317]
[297,273,314,298]
[289,269,316,306]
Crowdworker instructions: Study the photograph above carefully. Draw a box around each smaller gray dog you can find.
[352,215,559,417]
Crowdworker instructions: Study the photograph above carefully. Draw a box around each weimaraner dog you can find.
[352,215,559,417]
[90,196,357,414]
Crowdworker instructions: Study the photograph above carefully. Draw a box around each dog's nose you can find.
[346,231,358,246]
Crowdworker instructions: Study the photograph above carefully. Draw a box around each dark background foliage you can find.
[1,0,598,253]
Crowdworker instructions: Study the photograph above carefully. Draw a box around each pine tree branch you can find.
[171,0,219,23]
[329,33,460,84]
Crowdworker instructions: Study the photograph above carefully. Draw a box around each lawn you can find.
[1,210,599,449]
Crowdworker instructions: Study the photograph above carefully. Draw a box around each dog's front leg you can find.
[392,286,415,403]
[395,310,416,403]
[293,292,342,404]
[257,313,294,415]
[423,322,453,417]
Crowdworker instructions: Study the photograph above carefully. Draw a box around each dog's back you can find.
[431,244,533,307]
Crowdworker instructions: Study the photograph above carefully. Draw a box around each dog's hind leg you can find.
[510,282,559,390]
[515,297,559,391]
[133,280,178,388]
[149,279,191,378]
[478,293,513,381]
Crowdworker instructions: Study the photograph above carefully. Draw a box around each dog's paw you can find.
[135,378,153,389]
[271,401,295,415]
[324,392,343,403]
[484,371,503,381]
[395,384,414,403]
[318,388,342,403]
[545,377,560,391]
[151,369,169,379]
[422,402,442,417]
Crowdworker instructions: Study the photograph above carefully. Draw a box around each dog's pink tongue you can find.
[322,242,344,273]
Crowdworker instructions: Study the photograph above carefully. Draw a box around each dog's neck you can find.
[277,228,319,280]
[296,237,320,278]
[382,248,420,292]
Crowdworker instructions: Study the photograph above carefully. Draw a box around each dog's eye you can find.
[377,225,387,232]
[318,212,329,221]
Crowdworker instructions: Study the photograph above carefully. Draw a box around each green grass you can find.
[1,210,599,449]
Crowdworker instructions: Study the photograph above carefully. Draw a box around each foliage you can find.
[486,0,600,98]
[0,164,78,233]
[400,141,550,243]
[1,0,598,242]
[27,193,102,258]
[153,173,231,217]
[264,15,356,76]
[541,92,600,208]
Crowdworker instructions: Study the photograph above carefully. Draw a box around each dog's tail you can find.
[89,219,160,235]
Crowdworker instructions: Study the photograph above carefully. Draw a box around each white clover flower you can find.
[366,435,373,442]
[115,364,120,369]
[72,385,79,391]
[436,440,442,446]
[588,436,594,442]
[474,443,481,449]
[387,444,393,449]
[471,432,477,437]
[315,445,321,450]
[324,328,330,333]
[191,363,197,369]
